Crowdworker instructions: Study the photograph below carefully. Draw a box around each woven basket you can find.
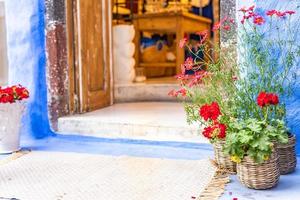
[213,140,236,173]
[237,151,280,190]
[276,134,297,175]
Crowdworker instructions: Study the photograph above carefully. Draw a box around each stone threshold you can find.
[114,77,180,103]
[58,102,207,144]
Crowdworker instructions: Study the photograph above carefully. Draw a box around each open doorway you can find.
[66,0,220,113]
[59,0,221,141]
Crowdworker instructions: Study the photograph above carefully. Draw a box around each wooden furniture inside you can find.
[133,11,212,76]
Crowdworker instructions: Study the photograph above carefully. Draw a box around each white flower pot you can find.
[0,102,25,154]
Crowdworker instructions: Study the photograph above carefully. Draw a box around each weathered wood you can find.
[68,0,112,113]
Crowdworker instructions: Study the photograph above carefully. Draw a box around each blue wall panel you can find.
[5,0,54,139]
[238,0,300,154]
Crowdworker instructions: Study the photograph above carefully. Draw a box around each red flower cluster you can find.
[240,6,296,25]
[0,85,29,103]
[199,102,221,121]
[212,17,235,32]
[203,122,227,139]
[267,10,296,17]
[257,92,279,108]
[239,5,266,25]
[199,102,227,139]
[183,57,194,70]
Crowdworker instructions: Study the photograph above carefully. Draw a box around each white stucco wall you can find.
[0,0,8,86]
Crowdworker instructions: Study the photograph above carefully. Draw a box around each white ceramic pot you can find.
[0,102,25,154]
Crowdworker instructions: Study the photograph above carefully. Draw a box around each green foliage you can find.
[174,13,298,163]
[224,118,288,164]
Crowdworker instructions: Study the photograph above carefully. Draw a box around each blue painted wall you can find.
[5,0,53,139]
[237,0,300,154]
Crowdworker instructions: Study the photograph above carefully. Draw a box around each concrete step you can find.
[114,77,180,102]
[58,102,207,143]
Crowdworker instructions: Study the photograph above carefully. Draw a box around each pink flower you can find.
[253,16,265,25]
[178,88,187,97]
[168,89,176,97]
[284,10,296,15]
[267,10,277,16]
[179,37,188,48]
[239,7,248,13]
[180,64,186,75]
[232,76,238,81]
[223,25,231,31]
[168,88,187,97]
[212,21,221,31]
[276,11,286,18]
[249,6,255,11]
[238,5,255,13]
[197,30,209,44]
[184,57,194,70]
[212,17,228,31]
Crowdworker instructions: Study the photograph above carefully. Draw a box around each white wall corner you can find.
[0,0,8,86]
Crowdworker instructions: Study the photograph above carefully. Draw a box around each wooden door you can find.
[67,0,112,113]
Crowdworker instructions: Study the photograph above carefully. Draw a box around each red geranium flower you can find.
[202,126,214,139]
[257,92,279,107]
[199,102,221,121]
[0,85,29,103]
[269,93,279,105]
[202,122,227,139]
[257,92,268,107]
[216,123,227,139]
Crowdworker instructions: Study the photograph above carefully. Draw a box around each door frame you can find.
[66,0,114,113]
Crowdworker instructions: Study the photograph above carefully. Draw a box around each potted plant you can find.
[0,85,29,154]
[236,6,299,175]
[169,17,238,172]
[224,116,288,189]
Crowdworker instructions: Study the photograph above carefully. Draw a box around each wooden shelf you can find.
[139,62,177,68]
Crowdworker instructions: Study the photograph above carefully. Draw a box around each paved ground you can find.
[0,151,215,200]
[0,134,299,200]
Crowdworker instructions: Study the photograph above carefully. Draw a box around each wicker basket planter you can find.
[276,134,297,175]
[213,140,236,173]
[237,151,280,189]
